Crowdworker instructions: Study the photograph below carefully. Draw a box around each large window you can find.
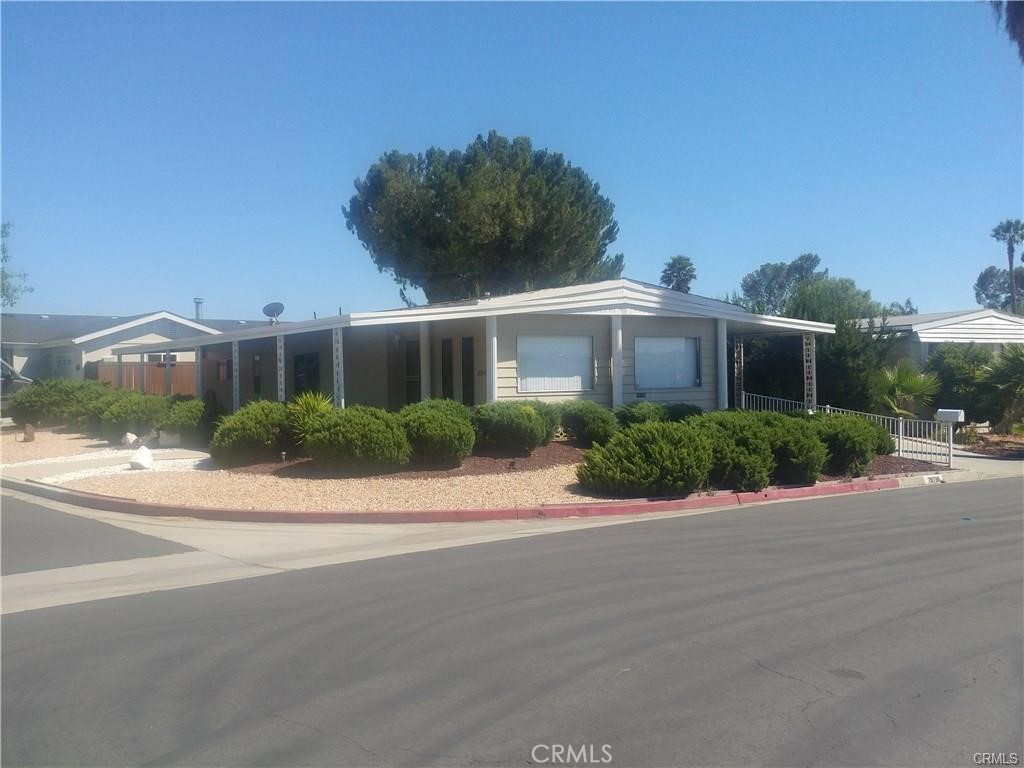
[517,335,593,393]
[634,337,701,389]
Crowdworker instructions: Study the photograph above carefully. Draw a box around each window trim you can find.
[633,335,702,390]
[515,334,595,394]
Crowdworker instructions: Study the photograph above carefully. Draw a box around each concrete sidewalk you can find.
[1,448,208,481]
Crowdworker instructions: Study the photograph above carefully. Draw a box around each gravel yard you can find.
[64,462,604,512]
[1,429,110,465]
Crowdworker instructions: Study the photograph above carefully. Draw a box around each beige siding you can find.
[496,315,611,405]
[622,316,717,410]
[917,316,1024,344]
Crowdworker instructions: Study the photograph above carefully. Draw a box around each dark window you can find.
[218,360,232,382]
[461,337,475,406]
[294,352,320,395]
[441,338,454,399]
[253,354,262,397]
[405,340,421,405]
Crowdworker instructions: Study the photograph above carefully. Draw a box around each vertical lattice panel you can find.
[802,332,816,411]
[276,336,286,402]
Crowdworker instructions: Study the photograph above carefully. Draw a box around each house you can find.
[112,279,835,414]
[0,310,258,382]
[858,309,1024,368]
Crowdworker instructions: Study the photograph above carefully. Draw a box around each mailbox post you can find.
[935,409,965,468]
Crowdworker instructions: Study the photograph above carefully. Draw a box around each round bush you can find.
[100,393,169,441]
[576,421,713,497]
[305,405,412,467]
[812,414,880,477]
[693,411,774,491]
[664,402,705,422]
[66,387,133,435]
[615,401,667,426]
[161,398,206,436]
[471,402,548,454]
[755,412,827,485]
[519,400,562,444]
[400,399,475,466]
[210,400,292,466]
[560,401,619,446]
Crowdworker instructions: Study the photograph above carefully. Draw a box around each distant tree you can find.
[784,276,883,324]
[990,1,1024,62]
[660,255,696,293]
[884,298,918,316]
[738,253,826,315]
[1,223,33,308]
[991,219,1024,314]
[924,342,996,423]
[343,131,624,305]
[975,265,1024,312]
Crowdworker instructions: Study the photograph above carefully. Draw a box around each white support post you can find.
[332,327,346,408]
[139,353,147,393]
[611,315,623,408]
[897,417,904,457]
[276,336,286,403]
[947,423,954,468]
[733,337,744,409]
[716,319,728,411]
[163,352,173,395]
[802,332,817,412]
[194,347,202,398]
[231,340,240,413]
[419,322,431,401]
[116,353,123,389]
[485,316,498,403]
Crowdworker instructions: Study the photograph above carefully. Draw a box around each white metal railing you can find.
[741,391,952,467]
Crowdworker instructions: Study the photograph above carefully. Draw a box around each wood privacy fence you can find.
[89,361,197,397]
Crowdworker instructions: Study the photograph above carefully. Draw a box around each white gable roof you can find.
[859,308,1023,344]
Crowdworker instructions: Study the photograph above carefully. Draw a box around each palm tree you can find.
[991,219,1024,314]
[660,255,697,293]
[978,343,1024,432]
[880,360,940,418]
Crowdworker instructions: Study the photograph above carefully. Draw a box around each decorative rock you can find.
[22,423,35,443]
[129,445,153,470]
[122,432,138,448]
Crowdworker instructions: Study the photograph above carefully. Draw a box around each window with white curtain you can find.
[517,336,593,393]
[634,337,701,389]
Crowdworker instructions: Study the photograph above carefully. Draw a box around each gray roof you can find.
[857,310,986,331]
[0,311,263,344]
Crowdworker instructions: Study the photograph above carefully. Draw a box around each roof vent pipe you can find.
[193,298,204,320]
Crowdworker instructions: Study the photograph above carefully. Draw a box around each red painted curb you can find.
[1,474,903,524]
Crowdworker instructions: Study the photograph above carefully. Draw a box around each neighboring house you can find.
[858,309,1024,368]
[0,311,259,380]
[117,279,834,414]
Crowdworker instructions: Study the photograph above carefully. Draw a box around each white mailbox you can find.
[935,409,965,423]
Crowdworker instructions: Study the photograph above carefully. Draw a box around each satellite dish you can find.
[262,302,285,324]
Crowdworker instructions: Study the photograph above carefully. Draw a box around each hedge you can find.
[560,401,618,446]
[8,379,115,426]
[400,398,475,466]
[100,393,169,441]
[693,411,774,492]
[472,402,547,453]
[305,405,412,468]
[518,400,562,445]
[210,400,293,466]
[812,414,880,477]
[754,412,827,485]
[576,421,712,497]
[615,401,667,426]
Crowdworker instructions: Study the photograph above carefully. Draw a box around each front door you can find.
[405,340,421,405]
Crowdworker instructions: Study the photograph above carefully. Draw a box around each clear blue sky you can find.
[3,2,1021,320]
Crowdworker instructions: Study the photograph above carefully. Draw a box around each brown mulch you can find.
[865,454,945,476]
[227,440,587,480]
[960,433,1024,459]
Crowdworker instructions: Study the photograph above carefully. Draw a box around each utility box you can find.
[935,409,965,423]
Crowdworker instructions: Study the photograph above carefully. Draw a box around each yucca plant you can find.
[978,344,1024,432]
[879,360,939,418]
[287,391,334,446]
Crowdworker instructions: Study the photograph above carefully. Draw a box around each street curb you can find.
[1,475,903,524]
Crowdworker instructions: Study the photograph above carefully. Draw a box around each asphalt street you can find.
[2,478,1022,767]
[0,495,192,575]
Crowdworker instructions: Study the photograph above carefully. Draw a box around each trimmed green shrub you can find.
[519,400,562,444]
[755,412,827,485]
[664,402,704,421]
[812,414,879,477]
[8,378,113,426]
[615,401,667,426]
[560,400,619,446]
[693,411,774,492]
[160,398,206,442]
[866,420,895,456]
[65,386,132,435]
[576,421,713,497]
[305,405,412,467]
[472,402,547,453]
[400,398,475,466]
[287,391,334,447]
[210,400,292,466]
[100,393,169,441]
